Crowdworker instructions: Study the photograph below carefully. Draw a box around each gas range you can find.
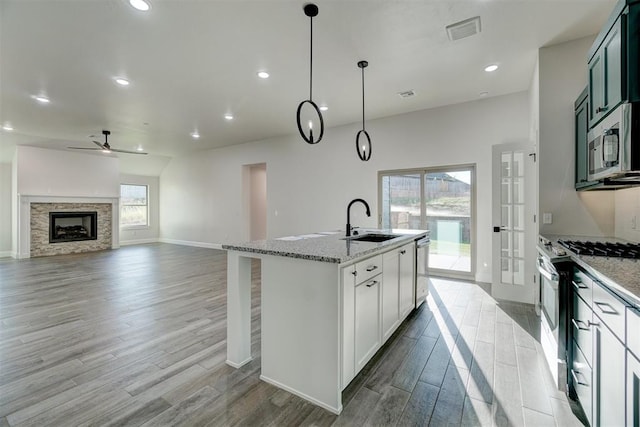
[557,239,640,259]
[537,236,569,262]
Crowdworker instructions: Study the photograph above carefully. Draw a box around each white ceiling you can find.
[0,0,616,165]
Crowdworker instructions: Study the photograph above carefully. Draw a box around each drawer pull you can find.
[400,250,406,255]
[572,280,588,290]
[572,319,590,331]
[365,265,378,272]
[352,271,357,276]
[571,369,589,387]
[594,301,619,315]
[366,280,378,288]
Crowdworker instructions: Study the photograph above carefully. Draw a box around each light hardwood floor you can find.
[0,244,586,426]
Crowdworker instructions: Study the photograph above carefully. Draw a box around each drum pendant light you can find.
[356,60,372,161]
[296,3,324,145]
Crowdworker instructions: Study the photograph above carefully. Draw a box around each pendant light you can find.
[296,3,324,145]
[356,60,372,161]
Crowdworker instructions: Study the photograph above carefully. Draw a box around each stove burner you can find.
[557,240,640,259]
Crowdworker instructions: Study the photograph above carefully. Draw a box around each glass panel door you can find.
[425,169,472,274]
[380,174,422,230]
[500,151,525,286]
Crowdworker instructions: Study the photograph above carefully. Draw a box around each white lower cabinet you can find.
[354,275,381,372]
[628,350,640,427]
[399,243,415,318]
[382,251,400,341]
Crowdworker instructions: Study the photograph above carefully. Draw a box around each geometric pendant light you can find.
[356,60,372,161]
[296,3,324,144]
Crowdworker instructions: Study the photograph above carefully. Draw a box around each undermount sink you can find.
[344,233,400,242]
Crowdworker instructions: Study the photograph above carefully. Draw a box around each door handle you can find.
[572,280,588,290]
[400,250,406,255]
[571,369,589,387]
[596,106,608,114]
[572,319,590,331]
[366,280,378,288]
[493,226,507,233]
[365,265,378,272]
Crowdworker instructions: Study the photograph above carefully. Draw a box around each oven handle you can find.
[537,256,559,283]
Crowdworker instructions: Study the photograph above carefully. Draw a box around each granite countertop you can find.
[222,229,429,264]
[541,234,640,307]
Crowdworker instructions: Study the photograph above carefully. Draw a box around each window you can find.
[120,184,148,227]
[379,165,475,278]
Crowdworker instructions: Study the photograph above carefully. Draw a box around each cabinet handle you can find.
[571,369,589,387]
[572,318,591,331]
[365,265,378,272]
[594,301,619,315]
[400,249,406,255]
[366,280,378,288]
[596,106,608,113]
[572,280,588,291]
[352,271,357,276]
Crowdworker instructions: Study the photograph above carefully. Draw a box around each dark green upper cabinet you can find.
[575,87,597,189]
[589,15,624,125]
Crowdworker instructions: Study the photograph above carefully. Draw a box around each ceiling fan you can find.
[68,130,148,155]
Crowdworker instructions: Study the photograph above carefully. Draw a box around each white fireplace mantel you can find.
[16,194,120,259]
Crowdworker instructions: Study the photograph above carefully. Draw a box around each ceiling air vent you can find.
[446,16,481,41]
[398,90,415,99]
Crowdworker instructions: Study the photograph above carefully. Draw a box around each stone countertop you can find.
[222,229,429,264]
[541,234,640,308]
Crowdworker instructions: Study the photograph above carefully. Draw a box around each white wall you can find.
[538,36,615,237]
[615,187,640,242]
[249,164,267,241]
[119,174,160,245]
[0,163,12,255]
[16,146,119,197]
[160,91,530,283]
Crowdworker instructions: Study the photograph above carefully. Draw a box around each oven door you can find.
[537,255,559,331]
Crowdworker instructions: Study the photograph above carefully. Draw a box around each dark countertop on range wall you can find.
[541,234,640,308]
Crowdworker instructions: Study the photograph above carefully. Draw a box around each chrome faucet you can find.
[346,198,371,236]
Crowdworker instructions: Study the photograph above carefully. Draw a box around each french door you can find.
[379,165,475,279]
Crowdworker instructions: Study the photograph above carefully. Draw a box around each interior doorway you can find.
[244,163,267,241]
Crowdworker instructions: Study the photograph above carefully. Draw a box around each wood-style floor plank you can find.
[0,244,588,426]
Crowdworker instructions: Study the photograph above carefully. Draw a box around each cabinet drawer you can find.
[354,254,383,285]
[628,307,640,358]
[592,281,627,341]
[572,340,593,426]
[572,293,593,365]
[572,267,593,306]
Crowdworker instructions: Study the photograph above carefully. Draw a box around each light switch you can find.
[543,213,552,224]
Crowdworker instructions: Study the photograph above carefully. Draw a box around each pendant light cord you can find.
[309,16,313,101]
[361,66,365,131]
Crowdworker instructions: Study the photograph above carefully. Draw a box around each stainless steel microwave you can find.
[588,102,640,183]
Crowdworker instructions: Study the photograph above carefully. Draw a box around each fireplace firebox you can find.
[49,212,98,243]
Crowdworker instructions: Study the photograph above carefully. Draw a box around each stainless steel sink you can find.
[344,233,400,242]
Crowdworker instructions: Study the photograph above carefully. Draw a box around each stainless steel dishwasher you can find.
[415,235,430,308]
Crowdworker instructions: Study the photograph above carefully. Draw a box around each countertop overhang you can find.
[541,234,640,308]
[222,229,429,264]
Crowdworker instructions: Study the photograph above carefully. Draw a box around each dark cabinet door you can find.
[575,88,596,189]
[589,15,624,126]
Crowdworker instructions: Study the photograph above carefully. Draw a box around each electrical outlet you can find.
[543,213,553,224]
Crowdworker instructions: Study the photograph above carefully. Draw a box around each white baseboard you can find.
[0,251,15,259]
[259,374,342,415]
[226,357,252,369]
[158,238,223,250]
[119,238,159,246]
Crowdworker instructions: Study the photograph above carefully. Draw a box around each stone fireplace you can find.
[16,195,120,258]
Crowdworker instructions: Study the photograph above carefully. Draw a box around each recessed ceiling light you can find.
[484,64,499,72]
[129,0,150,11]
[2,124,14,131]
[479,91,489,97]
[319,105,328,111]
[33,95,50,104]
[224,114,234,121]
[115,77,130,86]
[191,132,200,139]
[257,71,270,79]
[136,146,144,152]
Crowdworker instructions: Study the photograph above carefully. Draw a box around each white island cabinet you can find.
[223,229,428,414]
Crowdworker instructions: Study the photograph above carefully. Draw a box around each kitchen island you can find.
[222,229,428,414]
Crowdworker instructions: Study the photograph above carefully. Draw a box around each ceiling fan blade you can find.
[68,147,102,150]
[92,140,105,149]
[111,148,148,155]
